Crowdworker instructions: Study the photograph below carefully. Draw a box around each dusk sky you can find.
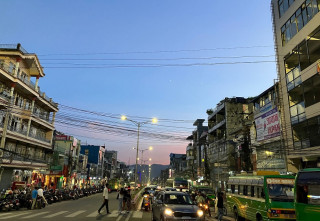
[1,1,276,165]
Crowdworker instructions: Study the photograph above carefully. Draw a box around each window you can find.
[239,185,243,195]
[231,185,235,194]
[251,186,255,197]
[243,185,248,196]
[280,0,320,45]
[296,172,320,205]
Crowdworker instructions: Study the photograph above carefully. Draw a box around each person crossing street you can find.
[98,184,111,214]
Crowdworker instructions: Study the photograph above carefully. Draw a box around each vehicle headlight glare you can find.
[197,210,204,217]
[164,208,173,216]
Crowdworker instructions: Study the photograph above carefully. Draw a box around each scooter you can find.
[142,194,150,211]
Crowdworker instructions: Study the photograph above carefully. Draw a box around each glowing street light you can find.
[121,115,158,187]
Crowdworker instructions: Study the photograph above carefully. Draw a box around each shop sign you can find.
[55,135,69,141]
[50,165,62,171]
[254,103,280,141]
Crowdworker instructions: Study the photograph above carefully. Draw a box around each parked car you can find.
[151,191,204,221]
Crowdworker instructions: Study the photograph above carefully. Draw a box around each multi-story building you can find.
[169,153,187,177]
[51,131,81,189]
[0,44,58,190]
[80,145,105,184]
[206,97,250,190]
[271,0,320,170]
[250,84,287,172]
[104,150,117,179]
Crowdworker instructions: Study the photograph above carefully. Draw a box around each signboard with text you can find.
[255,103,280,141]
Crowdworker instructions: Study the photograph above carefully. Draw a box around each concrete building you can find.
[250,84,287,172]
[0,44,58,190]
[104,150,117,179]
[206,97,250,190]
[271,0,320,170]
[51,131,81,189]
[80,145,105,184]
[169,153,187,177]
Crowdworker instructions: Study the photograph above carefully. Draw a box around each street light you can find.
[121,115,157,188]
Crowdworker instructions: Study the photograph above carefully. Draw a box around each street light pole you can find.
[121,115,157,189]
[135,123,140,190]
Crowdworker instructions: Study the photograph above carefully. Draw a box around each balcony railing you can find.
[17,74,36,90]
[0,62,15,76]
[0,44,28,54]
[33,110,52,123]
[7,125,28,136]
[28,132,51,143]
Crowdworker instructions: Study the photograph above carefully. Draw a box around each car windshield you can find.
[164,194,193,205]
[268,184,294,202]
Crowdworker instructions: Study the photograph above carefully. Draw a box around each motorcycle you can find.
[198,202,210,217]
[36,195,46,209]
[142,194,150,211]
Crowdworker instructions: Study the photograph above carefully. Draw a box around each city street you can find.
[0,192,151,221]
[0,190,236,221]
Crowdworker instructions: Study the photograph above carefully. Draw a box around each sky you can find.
[1,1,277,165]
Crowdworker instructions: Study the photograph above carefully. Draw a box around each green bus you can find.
[191,185,216,206]
[227,172,295,221]
[295,168,320,220]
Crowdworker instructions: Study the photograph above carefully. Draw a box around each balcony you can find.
[33,109,52,124]
[186,156,194,160]
[208,102,225,120]
[28,132,51,143]
[208,119,226,134]
[186,145,193,151]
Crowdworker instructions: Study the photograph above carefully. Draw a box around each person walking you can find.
[116,188,124,214]
[37,186,48,205]
[125,189,131,212]
[98,184,111,214]
[217,192,224,221]
[31,187,38,210]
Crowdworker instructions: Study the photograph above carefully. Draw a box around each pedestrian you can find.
[31,187,38,210]
[125,189,131,212]
[37,186,48,205]
[116,188,124,214]
[217,192,224,221]
[98,184,111,214]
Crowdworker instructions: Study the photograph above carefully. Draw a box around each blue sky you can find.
[1,1,276,164]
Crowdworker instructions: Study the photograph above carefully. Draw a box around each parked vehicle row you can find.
[0,185,104,212]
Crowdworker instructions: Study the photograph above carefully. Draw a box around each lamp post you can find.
[121,116,157,189]
[133,147,153,185]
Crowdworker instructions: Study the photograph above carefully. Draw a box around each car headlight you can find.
[164,208,173,216]
[197,210,204,217]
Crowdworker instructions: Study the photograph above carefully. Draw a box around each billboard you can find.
[255,103,280,141]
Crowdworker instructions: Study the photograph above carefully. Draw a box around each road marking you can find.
[0,213,12,216]
[132,211,143,218]
[108,210,119,217]
[86,211,98,217]
[0,212,31,219]
[43,211,68,218]
[125,211,133,221]
[65,210,86,217]
[22,211,50,218]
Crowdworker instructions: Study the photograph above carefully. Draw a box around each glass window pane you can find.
[290,106,298,116]
[312,0,319,13]
[290,15,297,36]
[302,7,308,26]
[284,0,289,12]
[287,72,294,83]
[294,76,302,86]
[297,102,305,114]
[279,2,285,17]
[293,67,301,79]
[299,41,309,71]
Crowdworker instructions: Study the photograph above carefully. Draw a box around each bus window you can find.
[296,171,320,205]
[243,185,248,196]
[251,186,254,197]
[239,185,243,195]
[236,185,239,194]
[261,188,265,199]
[231,185,235,194]
[268,183,294,201]
[247,185,251,196]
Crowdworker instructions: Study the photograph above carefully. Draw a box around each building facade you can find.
[271,0,320,171]
[206,97,250,190]
[0,44,58,190]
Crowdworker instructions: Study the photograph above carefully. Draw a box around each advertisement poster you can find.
[255,103,280,141]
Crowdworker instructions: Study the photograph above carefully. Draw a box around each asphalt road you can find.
[0,192,152,221]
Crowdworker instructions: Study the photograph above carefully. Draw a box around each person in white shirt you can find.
[37,187,48,205]
[98,184,110,214]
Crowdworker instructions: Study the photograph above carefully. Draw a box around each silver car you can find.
[151,191,204,221]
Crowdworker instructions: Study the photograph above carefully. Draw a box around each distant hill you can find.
[128,164,169,179]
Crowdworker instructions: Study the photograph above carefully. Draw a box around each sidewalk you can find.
[205,209,234,221]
